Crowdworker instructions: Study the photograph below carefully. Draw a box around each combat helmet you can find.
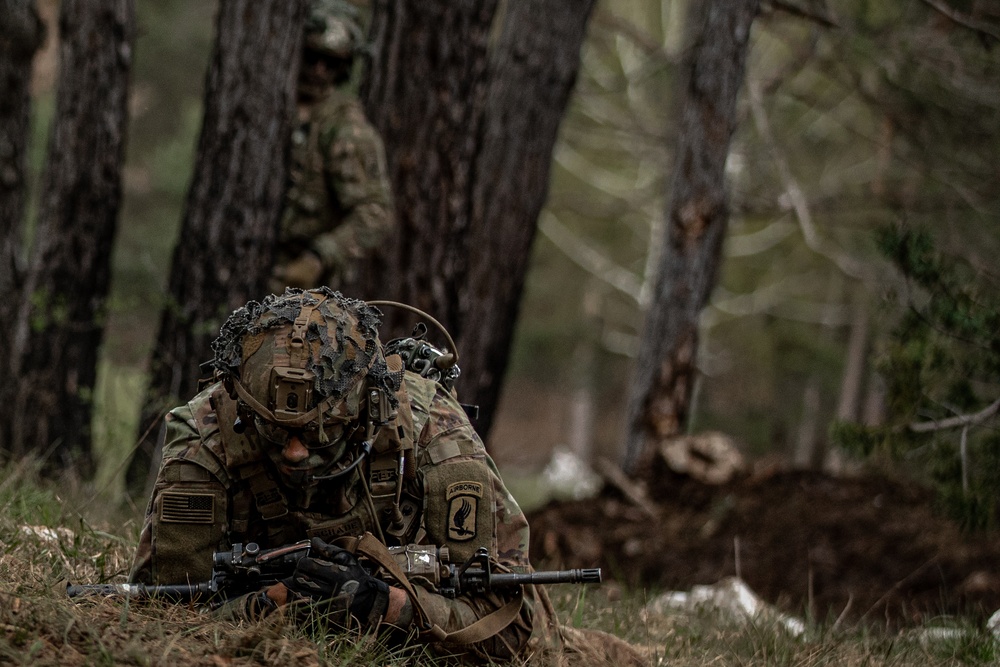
[212,288,403,482]
[303,0,363,60]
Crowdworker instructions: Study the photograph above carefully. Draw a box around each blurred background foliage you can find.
[23,0,999,516]
[498,0,1000,524]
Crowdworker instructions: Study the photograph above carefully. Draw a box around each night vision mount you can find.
[369,300,462,392]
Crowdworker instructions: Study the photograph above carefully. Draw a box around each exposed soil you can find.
[526,459,1000,631]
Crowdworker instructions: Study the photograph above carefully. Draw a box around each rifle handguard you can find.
[385,544,602,598]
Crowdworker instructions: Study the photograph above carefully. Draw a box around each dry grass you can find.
[0,463,996,666]
[543,584,998,666]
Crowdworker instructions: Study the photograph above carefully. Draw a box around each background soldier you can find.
[130,288,533,662]
[272,0,394,291]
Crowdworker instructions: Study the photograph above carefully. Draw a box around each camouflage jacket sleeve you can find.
[310,99,394,274]
[405,381,534,662]
[129,394,231,587]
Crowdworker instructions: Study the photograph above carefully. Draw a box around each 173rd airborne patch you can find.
[446,481,482,541]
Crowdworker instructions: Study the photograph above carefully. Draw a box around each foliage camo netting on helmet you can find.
[211,287,402,407]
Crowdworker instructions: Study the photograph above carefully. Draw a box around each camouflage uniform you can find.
[130,290,532,662]
[274,87,393,291]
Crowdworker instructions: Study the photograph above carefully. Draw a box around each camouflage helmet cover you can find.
[304,0,362,60]
[212,287,402,430]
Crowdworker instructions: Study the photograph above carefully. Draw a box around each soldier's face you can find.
[255,417,352,488]
[298,51,350,98]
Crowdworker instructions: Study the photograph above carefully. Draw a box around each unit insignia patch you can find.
[446,481,482,542]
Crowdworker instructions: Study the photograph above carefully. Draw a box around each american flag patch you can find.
[160,492,215,524]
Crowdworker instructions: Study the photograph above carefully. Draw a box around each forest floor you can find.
[526,459,1000,633]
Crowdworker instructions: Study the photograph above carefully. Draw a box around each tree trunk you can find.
[358,0,595,439]
[861,371,886,427]
[129,0,304,491]
[793,379,822,469]
[0,0,133,473]
[356,0,497,331]
[462,0,596,438]
[835,299,869,423]
[0,0,44,318]
[622,0,759,475]
[567,339,597,464]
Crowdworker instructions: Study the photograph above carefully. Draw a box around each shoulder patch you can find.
[446,481,483,542]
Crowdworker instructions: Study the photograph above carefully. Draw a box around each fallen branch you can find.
[860,557,938,622]
[832,594,854,632]
[594,457,661,520]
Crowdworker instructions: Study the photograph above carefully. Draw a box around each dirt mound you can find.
[527,464,1000,630]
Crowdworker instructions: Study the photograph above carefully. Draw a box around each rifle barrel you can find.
[488,568,602,588]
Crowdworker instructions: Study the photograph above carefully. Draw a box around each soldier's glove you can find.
[282,537,390,624]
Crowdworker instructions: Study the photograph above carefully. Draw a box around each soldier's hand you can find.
[278,251,324,288]
[281,537,389,623]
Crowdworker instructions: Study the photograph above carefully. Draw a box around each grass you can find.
[0,464,997,666]
[91,361,147,503]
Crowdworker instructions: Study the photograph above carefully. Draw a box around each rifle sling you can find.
[346,532,522,646]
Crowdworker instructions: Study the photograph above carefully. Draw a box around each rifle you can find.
[67,540,601,603]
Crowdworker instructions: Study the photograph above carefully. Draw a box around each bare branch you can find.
[705,279,851,328]
[538,212,644,304]
[601,327,638,358]
[554,142,657,199]
[592,9,679,65]
[725,218,796,257]
[575,75,670,148]
[920,0,1000,43]
[909,397,1000,433]
[756,21,821,96]
[747,80,872,281]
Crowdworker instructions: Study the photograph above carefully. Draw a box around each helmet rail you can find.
[367,300,459,370]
